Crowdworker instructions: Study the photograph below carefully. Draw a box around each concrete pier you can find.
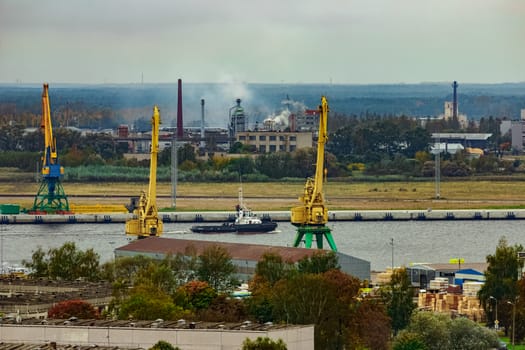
[1,209,525,224]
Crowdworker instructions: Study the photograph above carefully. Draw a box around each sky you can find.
[1,0,524,85]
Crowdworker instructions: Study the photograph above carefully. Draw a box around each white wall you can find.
[0,324,314,350]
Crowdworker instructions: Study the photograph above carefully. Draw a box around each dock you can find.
[0,209,524,224]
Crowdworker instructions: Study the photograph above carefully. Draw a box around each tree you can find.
[197,245,238,293]
[23,242,101,281]
[380,267,416,335]
[349,300,391,350]
[392,331,426,350]
[297,251,340,274]
[118,284,188,321]
[478,236,523,333]
[176,280,217,310]
[271,270,363,350]
[48,299,99,319]
[253,252,293,286]
[198,294,248,322]
[394,311,499,350]
[242,337,287,350]
[47,242,100,281]
[149,340,180,350]
[22,247,48,278]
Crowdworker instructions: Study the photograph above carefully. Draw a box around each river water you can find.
[1,220,523,271]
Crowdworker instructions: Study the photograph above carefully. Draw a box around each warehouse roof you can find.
[431,133,492,141]
[115,237,331,262]
[0,317,294,331]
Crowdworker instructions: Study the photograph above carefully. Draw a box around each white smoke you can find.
[262,98,307,130]
[264,109,290,130]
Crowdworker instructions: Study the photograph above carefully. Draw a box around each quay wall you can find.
[1,209,525,224]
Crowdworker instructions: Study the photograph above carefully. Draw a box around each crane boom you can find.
[290,96,337,251]
[125,105,163,238]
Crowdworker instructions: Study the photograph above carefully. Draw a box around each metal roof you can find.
[1,317,293,331]
[409,262,487,273]
[431,133,492,140]
[0,344,142,350]
[115,237,330,263]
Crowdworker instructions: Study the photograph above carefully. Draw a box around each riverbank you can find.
[1,180,525,211]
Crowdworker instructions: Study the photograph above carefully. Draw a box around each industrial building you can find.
[114,237,371,282]
[430,133,492,152]
[507,109,525,151]
[407,262,487,290]
[235,131,313,153]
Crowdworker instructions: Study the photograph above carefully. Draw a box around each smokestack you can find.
[177,78,183,139]
[200,99,205,149]
[452,81,458,120]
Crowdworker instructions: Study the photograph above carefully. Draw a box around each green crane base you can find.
[293,225,337,252]
[30,178,70,214]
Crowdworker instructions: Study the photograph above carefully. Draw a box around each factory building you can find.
[115,237,371,282]
[430,133,492,151]
[235,131,313,153]
[509,109,525,151]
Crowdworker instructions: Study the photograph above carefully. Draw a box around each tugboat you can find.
[190,188,278,234]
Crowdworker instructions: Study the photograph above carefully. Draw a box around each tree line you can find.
[22,239,521,349]
[0,112,517,181]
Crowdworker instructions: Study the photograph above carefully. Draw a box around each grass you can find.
[2,178,525,211]
[499,336,524,349]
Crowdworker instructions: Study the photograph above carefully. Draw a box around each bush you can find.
[48,299,99,319]
[242,337,287,350]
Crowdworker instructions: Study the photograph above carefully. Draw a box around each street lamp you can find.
[507,299,518,349]
[390,238,394,270]
[490,296,499,330]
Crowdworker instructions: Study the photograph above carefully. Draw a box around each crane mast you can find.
[125,105,163,238]
[291,96,337,251]
[30,83,70,213]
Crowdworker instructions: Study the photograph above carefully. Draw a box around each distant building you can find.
[430,133,492,150]
[236,131,313,153]
[229,99,246,148]
[407,262,487,290]
[511,114,525,151]
[443,101,468,128]
[290,109,320,132]
[115,237,371,282]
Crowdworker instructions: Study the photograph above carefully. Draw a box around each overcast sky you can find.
[1,0,524,85]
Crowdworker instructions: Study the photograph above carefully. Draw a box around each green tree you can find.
[23,242,100,281]
[118,284,187,321]
[242,337,287,350]
[380,267,416,335]
[254,252,293,286]
[297,251,340,274]
[392,331,426,350]
[478,236,523,333]
[22,247,48,278]
[197,245,238,293]
[394,311,499,350]
[47,242,100,281]
[149,340,181,350]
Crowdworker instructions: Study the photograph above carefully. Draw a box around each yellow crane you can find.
[125,106,163,238]
[290,96,337,251]
[30,83,70,214]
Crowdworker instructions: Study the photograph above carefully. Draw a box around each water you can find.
[0,221,523,271]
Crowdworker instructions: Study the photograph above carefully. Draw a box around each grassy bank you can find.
[1,179,525,211]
